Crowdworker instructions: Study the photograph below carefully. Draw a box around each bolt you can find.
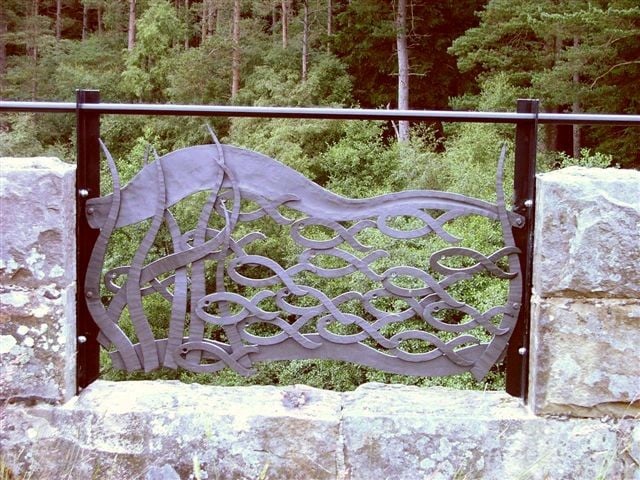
[515,218,524,226]
[85,290,94,298]
[78,188,89,198]
[87,207,95,215]
[518,347,527,356]
[77,335,87,344]
[524,199,533,208]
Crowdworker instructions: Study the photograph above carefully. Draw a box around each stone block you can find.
[0,283,76,403]
[533,167,640,298]
[528,296,640,417]
[341,384,638,480]
[1,382,637,479]
[0,381,342,480]
[0,157,76,289]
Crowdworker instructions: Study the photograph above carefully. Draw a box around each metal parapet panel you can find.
[83,139,523,381]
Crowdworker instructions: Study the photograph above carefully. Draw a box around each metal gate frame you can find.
[72,91,539,399]
[5,91,637,401]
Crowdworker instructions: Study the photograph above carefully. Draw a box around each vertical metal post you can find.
[506,98,539,401]
[76,89,101,391]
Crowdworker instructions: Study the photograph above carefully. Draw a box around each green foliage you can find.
[333,0,484,109]
[0,113,74,160]
[121,0,185,100]
[6,0,637,393]
[450,0,640,168]
[556,148,615,169]
[98,123,514,393]
[236,49,352,107]
[164,39,232,104]
[320,121,401,196]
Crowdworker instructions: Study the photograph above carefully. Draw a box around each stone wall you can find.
[529,167,640,418]
[1,158,77,404]
[0,159,638,479]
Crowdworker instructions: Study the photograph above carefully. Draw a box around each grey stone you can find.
[533,166,640,298]
[1,382,637,480]
[0,157,76,289]
[145,464,181,480]
[0,380,342,480]
[0,283,76,403]
[528,296,640,418]
[341,383,638,480]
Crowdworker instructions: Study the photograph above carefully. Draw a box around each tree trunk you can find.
[272,2,277,39]
[184,0,190,48]
[0,2,7,89]
[395,0,409,141]
[208,0,217,37]
[201,0,206,41]
[55,0,62,40]
[301,0,309,81]
[281,0,288,49]
[231,0,241,99]
[31,0,39,99]
[82,2,88,40]
[572,36,581,159]
[128,0,136,51]
[97,4,102,35]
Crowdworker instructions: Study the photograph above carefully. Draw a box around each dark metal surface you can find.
[1,100,640,125]
[5,94,637,395]
[75,90,102,391]
[505,99,539,400]
[85,137,523,380]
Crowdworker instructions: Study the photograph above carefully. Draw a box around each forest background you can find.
[1,0,639,390]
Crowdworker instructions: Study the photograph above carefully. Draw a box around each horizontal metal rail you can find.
[1,100,640,125]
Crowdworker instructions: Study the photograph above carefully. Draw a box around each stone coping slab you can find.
[1,381,637,479]
[533,166,640,298]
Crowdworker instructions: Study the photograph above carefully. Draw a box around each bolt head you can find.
[518,347,527,356]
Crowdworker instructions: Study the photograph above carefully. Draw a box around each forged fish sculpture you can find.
[84,135,523,381]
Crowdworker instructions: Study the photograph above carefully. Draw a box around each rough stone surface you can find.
[1,382,637,480]
[528,296,640,418]
[341,384,638,480]
[0,283,77,403]
[0,157,76,289]
[2,161,638,478]
[145,464,182,480]
[1,157,77,403]
[533,167,640,298]
[0,381,342,480]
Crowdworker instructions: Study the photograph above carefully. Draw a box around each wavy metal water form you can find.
[85,139,523,380]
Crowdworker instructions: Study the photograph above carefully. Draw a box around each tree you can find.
[201,0,218,41]
[0,3,7,90]
[281,0,289,48]
[301,0,309,81]
[333,0,484,110]
[450,0,640,166]
[128,0,136,50]
[122,0,184,100]
[231,0,240,97]
[395,0,409,141]
[55,0,62,40]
